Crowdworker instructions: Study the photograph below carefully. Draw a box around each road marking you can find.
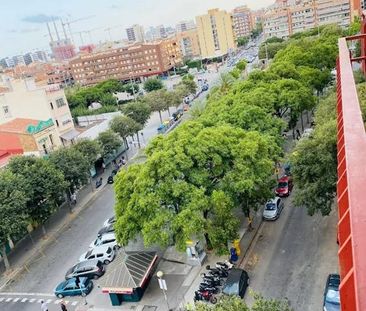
[46,298,53,303]
[13,298,20,302]
[5,298,12,302]
[21,298,27,302]
[71,301,78,306]
[29,298,36,303]
[64,300,70,305]
[0,292,54,297]
[37,299,43,303]
[54,299,61,304]
[0,298,4,302]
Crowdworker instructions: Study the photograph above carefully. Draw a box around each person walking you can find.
[40,300,48,311]
[60,299,68,311]
[71,192,77,205]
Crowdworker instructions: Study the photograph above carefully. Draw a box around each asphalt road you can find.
[242,194,338,311]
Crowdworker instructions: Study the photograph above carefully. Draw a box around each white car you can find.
[89,232,119,249]
[262,197,284,220]
[103,216,116,228]
[79,245,116,265]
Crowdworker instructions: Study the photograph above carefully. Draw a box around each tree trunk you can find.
[158,111,163,123]
[204,233,213,250]
[123,137,129,160]
[167,107,171,117]
[300,113,304,132]
[306,110,310,124]
[136,132,141,148]
[292,127,295,140]
[2,244,10,271]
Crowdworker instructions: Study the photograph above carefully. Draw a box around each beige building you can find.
[0,77,77,146]
[175,29,201,59]
[263,0,351,39]
[126,24,145,43]
[196,8,236,59]
[70,39,182,86]
[232,5,253,39]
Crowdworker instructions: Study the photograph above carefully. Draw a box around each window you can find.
[56,120,59,127]
[50,102,54,110]
[56,98,66,108]
[49,134,54,145]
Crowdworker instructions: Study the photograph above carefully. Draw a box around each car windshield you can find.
[223,282,239,295]
[278,182,288,188]
[94,237,102,246]
[106,247,112,254]
[265,203,276,211]
[325,289,340,304]
[85,250,93,258]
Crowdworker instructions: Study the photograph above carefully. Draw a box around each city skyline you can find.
[0,0,273,57]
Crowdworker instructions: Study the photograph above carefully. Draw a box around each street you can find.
[242,195,338,311]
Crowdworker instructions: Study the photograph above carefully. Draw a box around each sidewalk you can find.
[0,145,138,291]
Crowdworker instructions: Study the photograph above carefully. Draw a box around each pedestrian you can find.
[71,192,77,205]
[60,299,68,311]
[40,300,48,311]
[102,162,106,172]
[296,129,301,140]
[121,156,126,166]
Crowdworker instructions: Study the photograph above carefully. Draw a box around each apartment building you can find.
[0,77,77,145]
[175,29,201,59]
[70,40,182,86]
[232,5,253,39]
[176,20,196,33]
[196,8,236,59]
[126,24,145,43]
[263,0,351,39]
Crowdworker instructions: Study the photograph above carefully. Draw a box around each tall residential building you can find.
[263,0,351,39]
[176,20,196,33]
[24,52,39,65]
[0,58,15,69]
[35,50,48,62]
[175,29,201,59]
[50,38,76,61]
[232,5,253,39]
[12,55,26,66]
[69,39,182,86]
[0,77,77,146]
[126,24,145,43]
[196,8,236,59]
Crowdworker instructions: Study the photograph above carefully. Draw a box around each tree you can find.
[237,36,249,47]
[144,89,170,123]
[110,115,141,146]
[97,129,122,157]
[49,148,90,196]
[218,73,235,94]
[8,156,68,235]
[123,83,139,96]
[73,139,102,167]
[236,60,247,72]
[123,101,151,127]
[0,170,28,270]
[143,78,164,92]
[181,74,197,94]
[100,93,117,106]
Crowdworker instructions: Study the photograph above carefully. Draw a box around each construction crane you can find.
[104,25,124,41]
[61,15,95,44]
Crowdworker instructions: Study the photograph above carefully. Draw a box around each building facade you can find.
[0,77,77,145]
[232,5,253,39]
[196,8,236,59]
[263,0,351,39]
[50,38,76,61]
[176,20,196,33]
[175,29,201,59]
[126,24,145,43]
[69,40,182,86]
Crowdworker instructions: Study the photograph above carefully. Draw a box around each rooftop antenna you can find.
[46,22,54,42]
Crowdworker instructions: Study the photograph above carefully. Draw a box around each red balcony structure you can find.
[337,12,366,311]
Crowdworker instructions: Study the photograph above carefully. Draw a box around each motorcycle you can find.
[216,260,234,270]
[194,290,217,304]
[206,265,229,278]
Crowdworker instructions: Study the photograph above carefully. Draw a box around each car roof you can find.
[76,259,101,268]
[278,176,289,182]
[99,232,115,239]
[90,245,112,253]
[225,268,248,284]
[267,197,280,204]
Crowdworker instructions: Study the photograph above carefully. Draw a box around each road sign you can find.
[158,278,167,291]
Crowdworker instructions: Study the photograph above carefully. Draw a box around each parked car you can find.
[54,277,93,298]
[172,109,183,121]
[65,259,105,280]
[89,232,119,249]
[275,176,293,197]
[262,197,284,220]
[97,224,115,237]
[323,274,340,311]
[222,268,250,298]
[107,175,114,184]
[103,216,116,227]
[79,245,116,265]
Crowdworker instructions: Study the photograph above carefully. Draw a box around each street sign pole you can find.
[157,271,171,311]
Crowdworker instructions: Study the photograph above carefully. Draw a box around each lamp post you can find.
[157,271,171,311]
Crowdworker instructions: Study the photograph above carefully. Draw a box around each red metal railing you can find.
[337,36,366,311]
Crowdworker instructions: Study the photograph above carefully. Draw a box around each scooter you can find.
[194,291,217,304]
[206,265,228,278]
[198,284,220,294]
[216,260,234,270]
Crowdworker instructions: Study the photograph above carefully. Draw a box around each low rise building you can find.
[69,39,182,86]
[175,29,201,59]
[0,77,77,145]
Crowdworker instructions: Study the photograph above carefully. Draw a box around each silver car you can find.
[79,245,116,265]
[262,197,284,220]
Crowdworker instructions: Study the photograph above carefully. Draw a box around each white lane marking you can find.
[21,298,27,302]
[0,298,4,302]
[13,298,20,302]
[37,299,43,303]
[46,298,53,303]
[71,301,78,306]
[29,298,36,302]
[64,300,70,305]
[5,298,12,302]
[0,292,54,297]
[54,299,61,304]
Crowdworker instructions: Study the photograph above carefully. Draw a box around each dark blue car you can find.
[323,274,340,311]
[54,277,93,298]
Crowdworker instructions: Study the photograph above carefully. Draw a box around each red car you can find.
[275,176,293,197]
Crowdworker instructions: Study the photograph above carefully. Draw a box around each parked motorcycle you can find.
[206,265,229,278]
[194,290,217,304]
[216,260,234,270]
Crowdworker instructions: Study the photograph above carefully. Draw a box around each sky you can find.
[0,0,274,57]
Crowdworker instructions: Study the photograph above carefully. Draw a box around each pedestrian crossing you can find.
[0,295,79,306]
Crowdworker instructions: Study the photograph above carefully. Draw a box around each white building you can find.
[126,24,145,43]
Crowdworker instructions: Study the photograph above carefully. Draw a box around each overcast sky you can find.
[0,0,274,57]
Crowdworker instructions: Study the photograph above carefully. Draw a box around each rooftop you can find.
[0,118,43,134]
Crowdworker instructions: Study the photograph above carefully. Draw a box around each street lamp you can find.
[157,271,171,311]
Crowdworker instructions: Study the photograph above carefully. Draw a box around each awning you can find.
[101,251,157,294]
[60,129,80,141]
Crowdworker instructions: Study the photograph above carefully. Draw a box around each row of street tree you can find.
[113,24,347,255]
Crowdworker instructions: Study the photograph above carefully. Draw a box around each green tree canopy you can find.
[123,101,151,127]
[73,139,102,167]
[143,78,164,92]
[110,115,142,143]
[97,129,122,157]
[144,89,170,122]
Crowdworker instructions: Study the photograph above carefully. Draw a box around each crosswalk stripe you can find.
[0,298,4,302]
[29,298,36,302]
[46,298,53,303]
[21,298,27,302]
[71,301,78,306]
[5,298,12,302]
[54,299,61,304]
[64,300,70,305]
[37,299,43,303]
[13,298,20,302]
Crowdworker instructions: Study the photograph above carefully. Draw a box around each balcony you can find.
[336,22,366,311]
